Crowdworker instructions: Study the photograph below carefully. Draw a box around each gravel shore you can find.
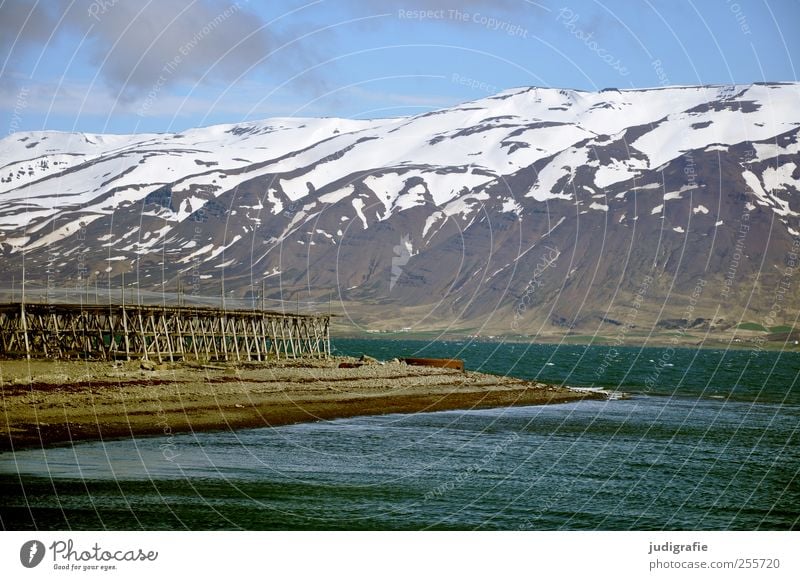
[0,357,603,451]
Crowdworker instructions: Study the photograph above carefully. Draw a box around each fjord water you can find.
[1,340,798,530]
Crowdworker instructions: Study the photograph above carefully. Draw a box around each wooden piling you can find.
[0,302,331,361]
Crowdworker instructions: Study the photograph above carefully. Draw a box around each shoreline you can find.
[0,358,605,452]
[334,332,800,352]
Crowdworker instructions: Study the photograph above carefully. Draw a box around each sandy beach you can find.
[0,357,603,451]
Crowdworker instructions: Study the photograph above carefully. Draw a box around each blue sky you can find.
[1,0,798,135]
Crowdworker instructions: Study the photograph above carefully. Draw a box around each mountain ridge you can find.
[1,82,798,337]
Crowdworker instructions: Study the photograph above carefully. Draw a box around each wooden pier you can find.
[0,302,331,362]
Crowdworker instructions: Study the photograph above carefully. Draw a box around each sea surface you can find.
[1,339,798,530]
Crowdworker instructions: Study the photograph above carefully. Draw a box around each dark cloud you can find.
[0,0,546,108]
[1,0,323,102]
[0,0,58,90]
[74,0,276,101]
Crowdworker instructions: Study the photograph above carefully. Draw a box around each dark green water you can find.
[334,339,800,405]
[1,340,798,530]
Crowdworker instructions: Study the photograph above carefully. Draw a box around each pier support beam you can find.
[0,303,332,361]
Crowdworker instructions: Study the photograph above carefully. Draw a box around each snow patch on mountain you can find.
[527,147,588,201]
[352,198,369,229]
[1,82,799,271]
[318,185,355,205]
[762,162,798,192]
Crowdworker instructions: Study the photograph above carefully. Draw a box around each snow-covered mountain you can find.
[1,83,799,335]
